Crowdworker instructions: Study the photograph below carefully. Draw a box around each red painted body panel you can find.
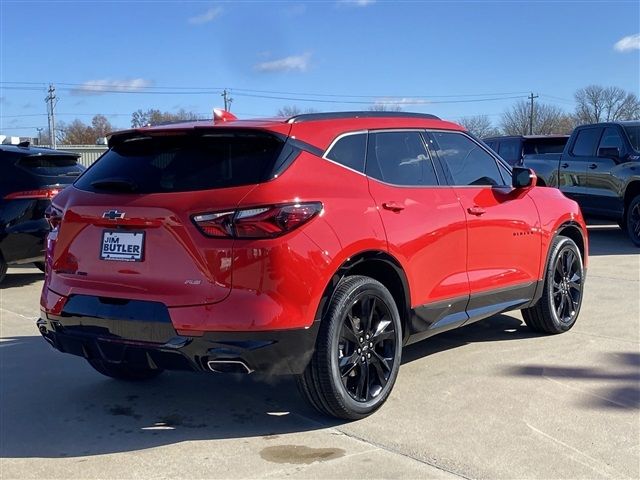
[453,187,542,293]
[367,180,469,307]
[42,115,588,337]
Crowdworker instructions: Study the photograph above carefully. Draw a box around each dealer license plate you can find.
[100,231,145,262]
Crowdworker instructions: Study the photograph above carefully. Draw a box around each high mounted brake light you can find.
[213,108,238,124]
[193,202,323,239]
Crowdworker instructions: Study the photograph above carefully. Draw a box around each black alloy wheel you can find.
[626,195,640,247]
[297,275,402,420]
[551,247,583,326]
[522,235,584,334]
[337,294,397,403]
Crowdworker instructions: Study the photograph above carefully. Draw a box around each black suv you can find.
[0,143,84,283]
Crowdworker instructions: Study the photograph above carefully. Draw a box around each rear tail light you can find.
[45,205,64,231]
[193,202,322,239]
[4,187,61,200]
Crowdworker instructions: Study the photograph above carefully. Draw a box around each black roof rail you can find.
[287,111,440,123]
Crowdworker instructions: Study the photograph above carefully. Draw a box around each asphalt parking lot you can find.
[1,224,638,480]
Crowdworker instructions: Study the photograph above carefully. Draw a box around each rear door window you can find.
[75,131,285,193]
[366,131,438,186]
[571,128,602,157]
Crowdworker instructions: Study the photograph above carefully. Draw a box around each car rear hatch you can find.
[48,128,290,307]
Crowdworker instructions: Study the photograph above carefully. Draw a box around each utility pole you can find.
[221,89,233,111]
[45,84,58,148]
[36,127,43,145]
[528,92,538,135]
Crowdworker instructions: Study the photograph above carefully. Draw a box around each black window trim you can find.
[322,130,369,176]
[425,129,512,188]
[364,128,442,188]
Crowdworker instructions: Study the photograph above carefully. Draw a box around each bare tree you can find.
[91,114,113,138]
[131,108,201,127]
[501,100,575,135]
[369,103,403,112]
[458,115,500,138]
[276,105,319,117]
[59,115,116,145]
[574,85,640,124]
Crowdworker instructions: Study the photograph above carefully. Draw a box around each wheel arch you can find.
[623,180,640,211]
[314,250,411,343]
[556,221,587,266]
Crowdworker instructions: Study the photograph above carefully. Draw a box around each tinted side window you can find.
[366,131,438,186]
[325,133,366,172]
[598,127,624,152]
[571,128,602,157]
[430,132,505,186]
[498,139,522,165]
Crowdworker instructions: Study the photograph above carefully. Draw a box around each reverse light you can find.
[4,187,61,200]
[193,202,323,239]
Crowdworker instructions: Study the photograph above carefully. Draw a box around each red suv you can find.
[39,111,588,419]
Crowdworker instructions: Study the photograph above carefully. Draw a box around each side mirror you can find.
[512,166,537,189]
[598,147,620,159]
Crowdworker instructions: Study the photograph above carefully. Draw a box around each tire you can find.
[522,236,584,334]
[34,262,46,273]
[625,195,640,247]
[297,275,403,420]
[87,359,163,381]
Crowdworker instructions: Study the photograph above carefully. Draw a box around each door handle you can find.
[467,206,486,216]
[382,202,405,212]
[561,163,569,168]
[589,163,598,169]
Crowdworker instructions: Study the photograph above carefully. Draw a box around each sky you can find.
[1,0,639,138]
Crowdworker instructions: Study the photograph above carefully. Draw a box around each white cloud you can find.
[614,33,640,52]
[71,78,154,96]
[339,0,376,6]
[254,53,312,73]
[188,7,223,25]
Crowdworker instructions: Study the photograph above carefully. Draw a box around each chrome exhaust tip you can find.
[207,359,253,374]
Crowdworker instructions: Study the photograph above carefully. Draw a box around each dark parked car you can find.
[483,135,569,166]
[39,111,587,419]
[521,121,640,246]
[0,143,84,283]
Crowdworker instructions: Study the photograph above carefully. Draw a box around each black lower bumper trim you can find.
[38,315,320,376]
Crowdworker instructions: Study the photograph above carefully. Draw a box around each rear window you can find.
[75,132,285,194]
[523,137,568,155]
[17,155,84,177]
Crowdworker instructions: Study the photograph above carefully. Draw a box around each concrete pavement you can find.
[1,224,638,479]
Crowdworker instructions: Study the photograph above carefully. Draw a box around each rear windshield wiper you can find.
[60,171,82,177]
[90,178,138,192]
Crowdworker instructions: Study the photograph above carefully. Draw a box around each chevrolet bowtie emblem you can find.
[103,210,125,220]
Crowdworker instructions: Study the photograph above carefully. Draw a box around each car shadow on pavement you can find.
[587,225,638,256]
[402,314,537,365]
[1,314,538,459]
[0,272,43,290]
[506,351,640,410]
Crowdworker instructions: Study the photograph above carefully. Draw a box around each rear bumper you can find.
[37,303,319,376]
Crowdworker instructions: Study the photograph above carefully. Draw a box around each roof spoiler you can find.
[213,108,237,124]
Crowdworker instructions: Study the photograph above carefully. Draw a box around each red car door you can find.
[426,131,542,318]
[365,130,469,334]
